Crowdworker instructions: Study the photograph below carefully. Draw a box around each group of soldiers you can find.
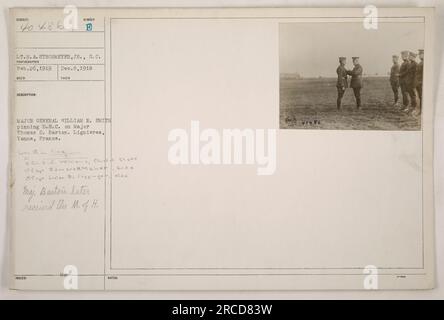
[335,50,424,115]
[390,49,424,116]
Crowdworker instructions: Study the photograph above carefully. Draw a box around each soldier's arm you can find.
[399,66,408,77]
[348,66,363,76]
[353,66,363,76]
[407,64,416,76]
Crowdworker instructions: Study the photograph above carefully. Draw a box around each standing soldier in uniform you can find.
[415,49,424,115]
[404,51,418,113]
[347,57,363,109]
[336,57,348,110]
[390,55,401,106]
[399,51,411,111]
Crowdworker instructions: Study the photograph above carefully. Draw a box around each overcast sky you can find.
[279,22,424,78]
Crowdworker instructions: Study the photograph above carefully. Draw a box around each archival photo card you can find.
[8,7,435,291]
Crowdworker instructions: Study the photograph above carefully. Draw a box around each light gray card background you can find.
[0,0,443,299]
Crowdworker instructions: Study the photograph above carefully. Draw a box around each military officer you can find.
[399,51,411,111]
[415,49,424,115]
[404,51,418,113]
[336,57,348,110]
[390,55,401,106]
[347,57,363,109]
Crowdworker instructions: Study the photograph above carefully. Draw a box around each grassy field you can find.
[280,77,421,130]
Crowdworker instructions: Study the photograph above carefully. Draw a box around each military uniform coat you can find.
[399,60,410,87]
[408,60,418,89]
[347,64,363,89]
[390,63,400,86]
[416,61,423,86]
[336,65,348,89]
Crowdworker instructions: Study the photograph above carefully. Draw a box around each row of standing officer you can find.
[391,49,424,116]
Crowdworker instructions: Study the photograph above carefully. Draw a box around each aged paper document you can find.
[9,7,435,290]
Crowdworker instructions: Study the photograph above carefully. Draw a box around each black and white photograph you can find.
[280,21,425,130]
